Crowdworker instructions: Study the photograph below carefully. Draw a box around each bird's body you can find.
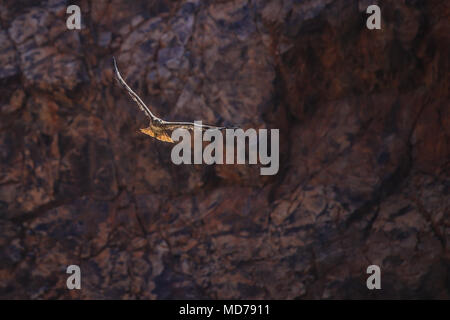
[113,57,226,143]
[140,119,177,143]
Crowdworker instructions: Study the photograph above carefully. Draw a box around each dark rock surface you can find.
[0,0,448,299]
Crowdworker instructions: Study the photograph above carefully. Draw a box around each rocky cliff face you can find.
[0,0,448,299]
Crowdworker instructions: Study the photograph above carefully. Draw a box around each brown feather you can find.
[140,128,174,143]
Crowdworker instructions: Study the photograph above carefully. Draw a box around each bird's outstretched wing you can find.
[113,57,157,121]
[161,121,226,131]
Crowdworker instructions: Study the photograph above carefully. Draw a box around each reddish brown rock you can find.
[0,0,448,299]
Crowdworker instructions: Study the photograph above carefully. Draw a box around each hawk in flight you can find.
[113,57,226,143]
